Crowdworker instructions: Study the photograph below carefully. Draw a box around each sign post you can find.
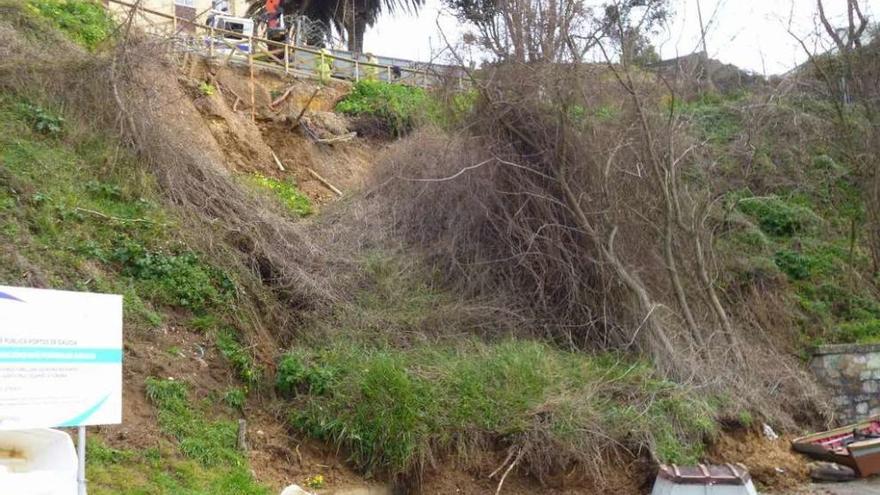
[0,285,123,495]
[78,426,87,495]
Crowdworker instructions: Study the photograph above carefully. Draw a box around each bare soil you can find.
[185,60,380,208]
[89,316,367,492]
[708,430,812,493]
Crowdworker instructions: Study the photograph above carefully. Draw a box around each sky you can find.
[363,0,880,75]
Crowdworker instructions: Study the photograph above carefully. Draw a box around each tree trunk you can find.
[345,16,367,53]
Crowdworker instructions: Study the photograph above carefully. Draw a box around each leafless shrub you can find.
[364,53,827,429]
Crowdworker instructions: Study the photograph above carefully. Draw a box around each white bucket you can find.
[0,429,78,495]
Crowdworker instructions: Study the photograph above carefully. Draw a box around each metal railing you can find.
[105,0,465,89]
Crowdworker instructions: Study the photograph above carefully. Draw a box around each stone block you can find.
[864,381,879,394]
[867,353,880,368]
[857,402,869,415]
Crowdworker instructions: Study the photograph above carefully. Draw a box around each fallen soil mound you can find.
[709,430,810,492]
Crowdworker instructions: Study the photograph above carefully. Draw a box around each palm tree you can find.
[247,0,423,53]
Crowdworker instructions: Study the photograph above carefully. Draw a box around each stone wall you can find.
[811,343,880,424]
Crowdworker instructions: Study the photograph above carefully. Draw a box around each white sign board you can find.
[0,286,122,430]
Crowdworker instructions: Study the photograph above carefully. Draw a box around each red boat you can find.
[792,416,880,477]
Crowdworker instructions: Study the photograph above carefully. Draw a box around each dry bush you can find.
[364,60,829,428]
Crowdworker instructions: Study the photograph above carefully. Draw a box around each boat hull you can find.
[792,416,880,476]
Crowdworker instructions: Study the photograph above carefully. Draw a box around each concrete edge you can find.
[813,343,880,356]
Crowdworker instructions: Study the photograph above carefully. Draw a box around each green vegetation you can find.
[304,474,326,489]
[0,95,269,490]
[0,96,170,328]
[27,0,114,50]
[0,96,235,320]
[216,327,263,385]
[737,196,818,237]
[280,255,716,477]
[198,82,216,97]
[223,387,246,410]
[280,339,716,476]
[110,240,234,311]
[336,80,439,136]
[87,379,269,495]
[676,92,744,144]
[16,102,65,136]
[725,188,880,344]
[145,378,247,467]
[248,173,312,217]
[700,89,880,347]
[668,85,876,351]
[568,103,620,126]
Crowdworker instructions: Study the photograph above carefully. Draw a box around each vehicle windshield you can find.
[219,20,245,39]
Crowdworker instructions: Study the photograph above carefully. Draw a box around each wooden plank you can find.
[307,168,343,197]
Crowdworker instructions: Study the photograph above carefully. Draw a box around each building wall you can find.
[811,343,880,424]
[107,0,250,20]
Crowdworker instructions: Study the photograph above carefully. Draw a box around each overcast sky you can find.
[364,0,880,75]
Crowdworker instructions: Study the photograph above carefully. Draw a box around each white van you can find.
[205,14,254,54]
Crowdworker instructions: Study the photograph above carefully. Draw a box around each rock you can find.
[762,423,779,441]
[808,461,857,482]
[279,484,313,495]
[301,111,351,139]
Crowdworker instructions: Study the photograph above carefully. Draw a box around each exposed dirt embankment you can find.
[182,61,381,207]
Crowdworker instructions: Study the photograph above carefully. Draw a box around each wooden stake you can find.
[307,168,343,196]
[293,87,321,125]
[249,37,255,122]
[271,151,285,171]
[269,85,295,109]
[237,419,248,452]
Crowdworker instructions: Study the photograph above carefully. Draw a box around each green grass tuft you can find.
[88,438,270,495]
[248,173,312,217]
[145,377,246,468]
[282,339,716,476]
[737,195,818,237]
[336,80,439,136]
[27,0,114,50]
[676,92,744,144]
[109,240,234,312]
[216,328,263,385]
[222,387,246,410]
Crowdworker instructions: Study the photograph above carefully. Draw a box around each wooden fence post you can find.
[209,26,215,58]
[249,36,255,122]
[284,44,289,74]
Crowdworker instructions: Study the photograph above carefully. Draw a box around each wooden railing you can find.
[105,0,464,88]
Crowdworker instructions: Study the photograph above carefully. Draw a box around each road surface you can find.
[788,479,880,494]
